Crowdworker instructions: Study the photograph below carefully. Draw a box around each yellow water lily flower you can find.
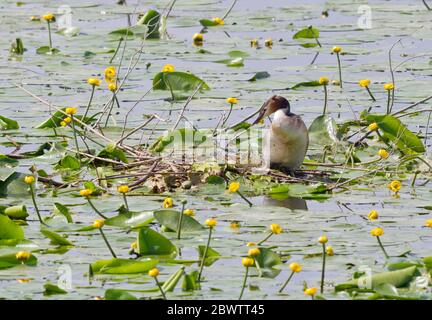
[226,97,238,104]
[42,13,55,22]
[319,77,329,85]
[425,219,432,228]
[384,83,394,90]
[108,83,117,92]
[15,251,31,262]
[163,197,173,208]
[104,66,116,83]
[87,78,101,86]
[326,246,334,256]
[359,79,371,87]
[289,262,302,273]
[117,185,130,194]
[368,122,378,131]
[371,227,384,237]
[248,248,261,257]
[250,39,258,47]
[65,107,77,115]
[378,149,389,159]
[184,208,195,217]
[162,64,175,73]
[368,210,379,220]
[228,181,240,193]
[93,219,105,229]
[304,287,318,296]
[242,257,254,267]
[63,117,72,124]
[24,176,35,184]
[148,268,159,277]
[212,17,225,25]
[205,218,217,228]
[60,121,67,127]
[79,188,93,197]
[265,38,273,47]
[318,235,328,244]
[270,223,282,234]
[388,180,401,193]
[193,33,203,43]
[332,46,342,53]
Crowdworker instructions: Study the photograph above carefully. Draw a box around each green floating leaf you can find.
[56,155,81,170]
[228,50,249,58]
[197,245,220,267]
[0,214,25,240]
[216,57,244,67]
[36,46,60,55]
[43,283,67,296]
[253,248,282,278]
[137,9,160,39]
[335,266,418,291]
[104,289,137,300]
[153,71,210,92]
[90,258,158,274]
[290,81,321,90]
[248,71,270,82]
[362,113,425,154]
[137,227,177,257]
[97,143,128,163]
[3,205,28,220]
[0,252,37,269]
[199,19,219,27]
[293,26,320,39]
[41,229,73,246]
[0,172,28,196]
[309,115,339,145]
[0,115,19,130]
[154,209,205,233]
[150,128,208,153]
[105,210,154,229]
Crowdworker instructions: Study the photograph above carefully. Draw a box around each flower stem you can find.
[104,94,116,127]
[70,115,80,161]
[336,53,342,88]
[122,193,129,212]
[322,85,328,115]
[87,198,108,219]
[47,21,52,49]
[176,202,186,240]
[197,227,213,282]
[320,243,326,294]
[376,236,389,259]
[236,191,253,207]
[386,90,391,114]
[109,37,124,64]
[83,85,95,120]
[222,103,234,126]
[29,184,46,226]
[365,86,376,101]
[257,231,273,246]
[279,270,295,293]
[238,266,249,300]
[154,276,167,300]
[99,228,117,258]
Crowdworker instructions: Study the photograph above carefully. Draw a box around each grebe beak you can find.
[252,98,272,125]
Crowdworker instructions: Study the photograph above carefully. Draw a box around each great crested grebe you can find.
[253,95,309,175]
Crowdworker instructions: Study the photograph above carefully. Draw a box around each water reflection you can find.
[261,196,308,211]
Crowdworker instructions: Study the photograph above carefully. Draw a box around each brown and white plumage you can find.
[253,95,309,174]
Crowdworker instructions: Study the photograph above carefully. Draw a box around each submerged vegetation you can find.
[1,0,432,300]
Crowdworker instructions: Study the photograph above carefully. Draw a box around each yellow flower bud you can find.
[104,66,116,83]
[371,227,384,237]
[425,219,432,228]
[265,38,273,47]
[250,39,258,47]
[318,235,328,244]
[42,13,55,22]
[368,122,378,131]
[212,17,225,25]
[242,257,254,267]
[193,33,203,43]
[226,97,238,105]
[304,287,318,296]
[289,262,302,273]
[15,251,31,262]
[117,185,130,194]
[163,197,173,208]
[93,219,105,229]
[183,208,195,217]
[65,107,77,115]
[319,77,329,85]
[368,210,379,220]
[378,149,389,159]
[388,180,401,193]
[332,46,342,53]
[359,79,371,87]
[326,246,334,256]
[63,117,72,124]
[108,83,117,92]
[270,223,282,234]
[205,218,217,228]
[60,121,67,127]
[384,83,394,91]
[130,241,138,249]
[162,64,175,73]
[24,176,35,185]
[148,268,159,277]
[246,242,256,247]
[79,188,93,197]
[87,78,101,87]
[248,248,261,257]
[228,181,240,193]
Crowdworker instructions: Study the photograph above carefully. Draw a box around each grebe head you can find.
[253,95,290,124]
